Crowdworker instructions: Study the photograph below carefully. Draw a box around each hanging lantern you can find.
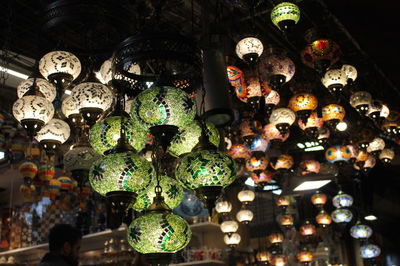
[322,104,345,129]
[350,91,372,115]
[169,121,220,157]
[71,81,114,126]
[61,95,83,126]
[90,116,147,155]
[315,210,332,227]
[299,160,321,175]
[57,176,73,192]
[258,50,295,89]
[19,161,38,180]
[228,143,251,164]
[288,93,318,122]
[360,244,381,259]
[239,119,263,145]
[275,196,291,209]
[368,100,389,123]
[48,178,61,199]
[38,164,55,182]
[220,220,239,235]
[35,118,70,155]
[236,209,254,224]
[236,37,264,64]
[279,214,294,228]
[215,201,233,214]
[325,145,352,164]
[298,112,324,138]
[227,65,245,89]
[238,76,270,109]
[311,192,327,207]
[246,135,269,152]
[367,137,385,156]
[301,38,341,72]
[269,108,296,135]
[268,232,284,245]
[256,250,271,263]
[246,152,269,173]
[299,220,316,237]
[271,2,300,32]
[262,123,290,143]
[271,154,294,171]
[17,78,56,102]
[265,90,281,114]
[321,68,347,94]
[297,250,313,264]
[271,255,287,266]
[341,64,358,84]
[237,189,256,205]
[332,191,353,208]
[317,127,330,144]
[224,233,241,247]
[331,208,353,223]
[251,170,274,185]
[133,175,184,211]
[350,223,373,239]
[379,148,395,165]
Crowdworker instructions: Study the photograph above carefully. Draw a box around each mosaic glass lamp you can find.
[236,209,254,224]
[215,201,232,214]
[379,148,395,165]
[332,191,353,208]
[35,118,70,155]
[275,196,291,210]
[17,78,56,102]
[237,189,255,205]
[331,208,353,223]
[265,89,281,114]
[236,76,270,109]
[90,116,147,155]
[350,223,373,239]
[311,192,327,208]
[368,100,389,123]
[271,2,300,31]
[299,160,320,175]
[250,170,274,186]
[271,154,294,171]
[288,93,317,122]
[262,123,290,143]
[317,127,330,144]
[246,151,269,174]
[228,143,251,164]
[224,233,241,247]
[297,250,313,264]
[61,95,83,126]
[299,220,316,237]
[360,244,381,259]
[258,51,295,89]
[325,145,352,165]
[321,68,347,94]
[220,220,239,235]
[279,214,294,228]
[341,64,358,84]
[301,39,341,72]
[268,232,284,245]
[227,65,245,89]
[350,91,372,115]
[315,210,332,227]
[269,108,296,135]
[236,37,264,64]
[322,104,345,129]
[366,137,385,156]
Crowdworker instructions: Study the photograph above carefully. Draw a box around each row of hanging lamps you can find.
[236,188,255,224]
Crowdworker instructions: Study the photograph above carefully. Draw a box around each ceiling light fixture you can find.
[294,180,331,191]
[0,67,29,79]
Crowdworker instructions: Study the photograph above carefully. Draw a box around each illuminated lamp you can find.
[246,151,269,174]
[61,95,83,127]
[311,191,327,208]
[262,123,289,144]
[236,209,254,224]
[297,250,313,264]
[245,135,269,152]
[241,76,270,110]
[268,232,284,245]
[220,220,239,235]
[317,127,330,144]
[322,104,345,129]
[341,64,358,85]
[256,250,271,263]
[224,233,241,248]
[350,223,373,239]
[379,148,395,165]
[271,2,300,32]
[360,244,381,259]
[331,208,353,223]
[271,154,294,172]
[332,191,353,208]
[299,220,316,237]
[251,170,274,186]
[288,93,318,123]
[240,119,263,145]
[315,210,332,227]
[275,196,291,210]
[367,100,389,124]
[325,145,352,166]
[355,153,376,174]
[321,68,347,95]
[215,200,232,215]
[237,189,256,205]
[279,214,294,228]
[227,65,245,89]
[298,112,323,139]
[35,118,70,155]
[236,37,264,64]
[270,255,287,266]
[299,160,320,175]
[350,91,372,115]
[264,89,281,114]
[269,108,296,135]
[17,78,56,102]
[367,137,385,156]
[228,143,251,164]
[301,38,341,72]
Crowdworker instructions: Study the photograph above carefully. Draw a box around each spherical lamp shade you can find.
[258,53,295,86]
[311,192,327,206]
[360,244,381,259]
[270,108,296,126]
[237,76,270,104]
[38,164,55,181]
[350,91,372,114]
[262,123,289,143]
[39,51,81,80]
[246,135,269,152]
[236,37,264,63]
[332,191,353,208]
[169,121,219,157]
[19,161,38,179]
[297,251,313,263]
[215,201,232,214]
[89,116,147,155]
[271,255,287,266]
[240,119,263,140]
[322,104,345,128]
[229,144,251,161]
[332,208,353,223]
[220,220,239,234]
[130,86,196,130]
[325,145,352,164]
[227,65,245,89]
[321,69,347,93]
[127,212,191,253]
[301,39,341,72]
[236,209,254,224]
[250,170,274,185]
[298,112,323,137]
[265,90,281,105]
[300,221,316,236]
[350,224,373,239]
[36,118,70,145]
[288,93,318,121]
[275,196,291,208]
[17,78,56,102]
[256,251,271,263]
[272,154,294,171]
[61,95,80,118]
[175,150,237,190]
[58,176,73,192]
[237,190,255,204]
[89,152,153,196]
[271,2,300,31]
[379,148,395,164]
[268,233,284,244]
[133,175,184,211]
[98,58,113,84]
[64,145,101,172]
[367,137,385,155]
[317,127,330,144]
[299,160,321,175]
[224,233,241,247]
[341,64,358,83]
[316,211,332,227]
[246,152,269,173]
[279,214,294,227]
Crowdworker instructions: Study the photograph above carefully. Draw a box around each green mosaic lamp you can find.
[133,175,184,211]
[128,187,192,265]
[168,121,220,157]
[89,116,147,155]
[271,2,300,32]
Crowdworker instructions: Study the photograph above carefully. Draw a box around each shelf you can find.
[170,259,226,266]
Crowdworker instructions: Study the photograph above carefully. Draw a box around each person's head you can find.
[48,224,82,263]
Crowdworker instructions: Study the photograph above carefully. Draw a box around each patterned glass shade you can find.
[36,118,70,144]
[236,209,254,223]
[246,152,268,172]
[325,145,352,163]
[240,119,263,138]
[311,192,327,206]
[220,220,239,234]
[99,58,141,84]
[332,208,353,223]
[258,53,295,83]
[229,144,251,160]
[251,170,274,184]
[315,211,332,226]
[133,175,184,211]
[89,152,153,196]
[237,190,255,203]
[367,137,385,153]
[169,121,220,157]
[379,148,395,162]
[297,251,313,263]
[89,116,147,154]
[130,86,196,130]
[127,212,191,253]
[175,150,237,190]
[236,37,264,59]
[288,93,318,112]
[271,2,300,27]
[39,50,81,80]
[341,64,358,81]
[322,104,345,122]
[235,76,270,103]
[13,95,54,124]
[61,95,80,118]
[301,39,341,70]
[272,154,294,170]
[64,145,101,171]
[265,90,280,105]
[215,201,232,214]
[227,65,245,89]
[71,82,114,111]
[246,135,269,152]
[279,214,294,227]
[299,160,320,175]
[350,91,372,107]
[350,224,373,239]
[300,222,316,236]
[17,78,56,102]
[360,244,381,259]
[332,191,353,208]
[318,127,330,141]
[298,112,323,130]
[224,233,241,246]
[269,108,296,125]
[321,69,347,89]
[268,233,284,244]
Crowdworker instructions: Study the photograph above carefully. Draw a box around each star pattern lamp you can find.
[288,93,318,122]
[61,95,83,126]
[17,78,56,102]
[321,68,347,94]
[236,37,264,64]
[258,51,295,89]
[271,2,300,31]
